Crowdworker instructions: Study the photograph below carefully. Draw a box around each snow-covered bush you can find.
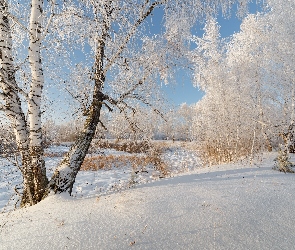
[274,149,294,173]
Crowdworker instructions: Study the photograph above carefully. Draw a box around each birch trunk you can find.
[48,38,106,194]
[0,1,28,150]
[47,1,160,195]
[23,0,48,204]
[0,0,40,206]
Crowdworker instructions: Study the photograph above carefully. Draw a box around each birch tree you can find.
[47,0,253,194]
[191,0,295,164]
[0,0,253,207]
[0,0,51,206]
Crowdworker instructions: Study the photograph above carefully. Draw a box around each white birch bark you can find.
[27,0,48,203]
[0,0,37,205]
[0,0,28,150]
[28,0,44,148]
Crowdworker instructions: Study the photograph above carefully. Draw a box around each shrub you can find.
[273,149,294,173]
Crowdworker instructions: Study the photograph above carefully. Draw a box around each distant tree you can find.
[191,0,295,164]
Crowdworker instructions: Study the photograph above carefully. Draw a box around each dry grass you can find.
[43,152,67,157]
[44,140,151,157]
[82,143,169,177]
[89,140,151,154]
[199,138,263,166]
[44,139,170,176]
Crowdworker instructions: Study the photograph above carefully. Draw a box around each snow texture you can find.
[1,151,295,249]
[0,144,200,212]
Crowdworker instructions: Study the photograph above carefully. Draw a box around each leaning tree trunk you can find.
[48,94,104,194]
[47,0,160,196]
[48,37,106,194]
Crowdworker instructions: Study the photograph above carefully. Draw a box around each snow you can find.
[1,148,295,249]
[0,144,201,211]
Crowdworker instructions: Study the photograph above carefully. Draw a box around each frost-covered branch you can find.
[126,93,166,121]
[65,87,90,116]
[101,101,113,112]
[40,0,56,41]
[99,120,107,130]
[0,70,31,103]
[103,0,165,74]
[118,80,144,103]
[123,109,142,133]
[1,11,32,36]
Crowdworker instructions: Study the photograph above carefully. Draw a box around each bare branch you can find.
[126,93,167,122]
[65,88,89,115]
[103,94,118,106]
[102,94,137,115]
[40,0,57,42]
[118,80,144,102]
[120,100,137,114]
[153,108,167,122]
[101,101,113,112]
[123,110,142,133]
[99,120,107,130]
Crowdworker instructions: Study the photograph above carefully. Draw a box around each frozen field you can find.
[1,145,295,249]
[0,142,201,212]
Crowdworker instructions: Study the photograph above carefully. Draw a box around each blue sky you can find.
[163,15,241,106]
[160,2,262,106]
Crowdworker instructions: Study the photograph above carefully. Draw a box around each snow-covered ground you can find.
[0,143,201,212]
[1,147,295,249]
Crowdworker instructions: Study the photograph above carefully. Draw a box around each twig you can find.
[118,80,144,102]
[40,0,57,42]
[65,88,89,115]
[101,101,113,112]
[99,120,107,130]
[126,94,167,121]
[103,0,164,74]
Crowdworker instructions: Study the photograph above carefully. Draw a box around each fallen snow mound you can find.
[1,153,295,250]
